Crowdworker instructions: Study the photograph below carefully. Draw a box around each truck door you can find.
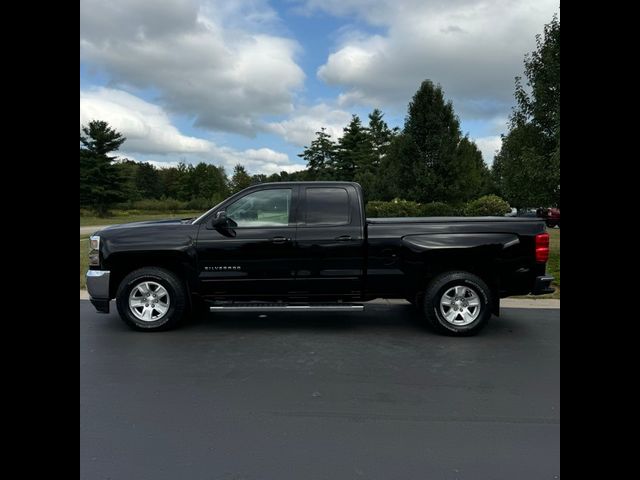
[195,186,298,297]
[294,185,365,299]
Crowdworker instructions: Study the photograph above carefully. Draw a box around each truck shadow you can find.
[181,303,529,337]
[185,303,428,331]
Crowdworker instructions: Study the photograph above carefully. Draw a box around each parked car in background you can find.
[537,207,560,228]
[505,208,538,218]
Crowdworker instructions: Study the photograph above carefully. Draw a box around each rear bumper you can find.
[532,275,555,295]
[86,270,110,313]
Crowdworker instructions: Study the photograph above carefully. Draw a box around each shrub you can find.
[420,202,460,217]
[132,198,188,212]
[463,195,511,216]
[366,199,423,217]
[185,197,214,211]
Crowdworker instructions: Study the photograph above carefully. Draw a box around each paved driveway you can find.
[80,300,559,480]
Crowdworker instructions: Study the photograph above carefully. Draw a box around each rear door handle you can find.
[271,236,291,244]
[335,235,352,241]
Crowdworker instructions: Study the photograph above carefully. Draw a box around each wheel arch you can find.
[104,250,197,301]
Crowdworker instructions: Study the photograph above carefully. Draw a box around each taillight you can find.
[535,233,550,263]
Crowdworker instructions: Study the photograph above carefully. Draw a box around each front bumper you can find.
[532,275,555,295]
[86,270,110,313]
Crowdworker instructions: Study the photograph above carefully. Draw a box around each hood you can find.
[96,217,195,235]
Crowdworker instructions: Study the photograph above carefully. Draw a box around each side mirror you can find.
[210,211,228,228]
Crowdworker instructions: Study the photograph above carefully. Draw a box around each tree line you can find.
[80,122,304,215]
[80,16,559,215]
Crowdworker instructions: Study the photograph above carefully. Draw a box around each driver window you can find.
[226,189,292,227]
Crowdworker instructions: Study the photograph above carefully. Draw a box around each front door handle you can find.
[271,236,291,244]
[335,235,352,241]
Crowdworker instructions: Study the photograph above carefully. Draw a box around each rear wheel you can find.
[423,271,492,336]
[116,267,188,331]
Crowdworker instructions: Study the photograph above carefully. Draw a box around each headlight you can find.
[89,235,100,266]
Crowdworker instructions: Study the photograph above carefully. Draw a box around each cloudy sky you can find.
[80,0,559,175]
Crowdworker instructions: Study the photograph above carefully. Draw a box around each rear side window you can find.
[305,187,350,226]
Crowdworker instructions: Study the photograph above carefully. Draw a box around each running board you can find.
[209,303,364,313]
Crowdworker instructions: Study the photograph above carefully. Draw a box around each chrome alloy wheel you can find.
[128,281,170,322]
[439,285,481,326]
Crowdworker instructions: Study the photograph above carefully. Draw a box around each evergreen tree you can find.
[451,137,494,202]
[298,127,336,180]
[365,109,397,200]
[135,162,162,199]
[230,164,252,194]
[367,109,395,168]
[335,115,374,181]
[377,133,421,200]
[403,80,462,203]
[80,120,127,216]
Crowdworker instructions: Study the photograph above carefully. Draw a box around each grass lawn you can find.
[543,227,560,299]
[80,210,202,227]
[513,227,560,299]
[80,234,89,289]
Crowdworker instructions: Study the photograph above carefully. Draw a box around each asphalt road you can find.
[80,300,560,480]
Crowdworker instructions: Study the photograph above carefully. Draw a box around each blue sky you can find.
[80,0,559,175]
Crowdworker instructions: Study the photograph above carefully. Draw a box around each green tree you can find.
[298,127,336,179]
[403,80,463,203]
[135,162,162,199]
[251,174,268,185]
[80,120,127,216]
[381,80,493,204]
[450,136,494,202]
[114,159,142,203]
[80,120,125,156]
[159,165,183,199]
[376,133,421,200]
[367,109,395,166]
[230,164,252,194]
[335,115,374,181]
[494,15,560,208]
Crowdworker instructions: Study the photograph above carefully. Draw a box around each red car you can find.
[537,207,560,228]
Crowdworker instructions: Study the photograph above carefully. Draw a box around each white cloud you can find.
[263,103,352,146]
[80,0,304,135]
[302,0,558,121]
[81,88,211,154]
[473,135,502,165]
[80,87,303,175]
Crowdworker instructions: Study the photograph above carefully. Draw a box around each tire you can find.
[546,221,556,228]
[115,267,189,331]
[423,271,492,336]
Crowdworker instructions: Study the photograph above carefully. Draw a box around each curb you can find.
[79,290,559,309]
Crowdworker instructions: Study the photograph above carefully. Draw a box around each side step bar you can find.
[209,303,364,313]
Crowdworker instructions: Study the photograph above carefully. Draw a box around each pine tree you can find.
[230,164,252,194]
[298,127,336,179]
[403,80,462,203]
[80,120,127,216]
[335,115,374,181]
[367,109,394,168]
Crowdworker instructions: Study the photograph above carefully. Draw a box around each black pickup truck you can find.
[86,181,553,335]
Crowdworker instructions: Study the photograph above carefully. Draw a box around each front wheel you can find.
[423,271,492,336]
[115,267,188,331]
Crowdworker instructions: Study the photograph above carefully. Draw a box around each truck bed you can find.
[367,216,540,224]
